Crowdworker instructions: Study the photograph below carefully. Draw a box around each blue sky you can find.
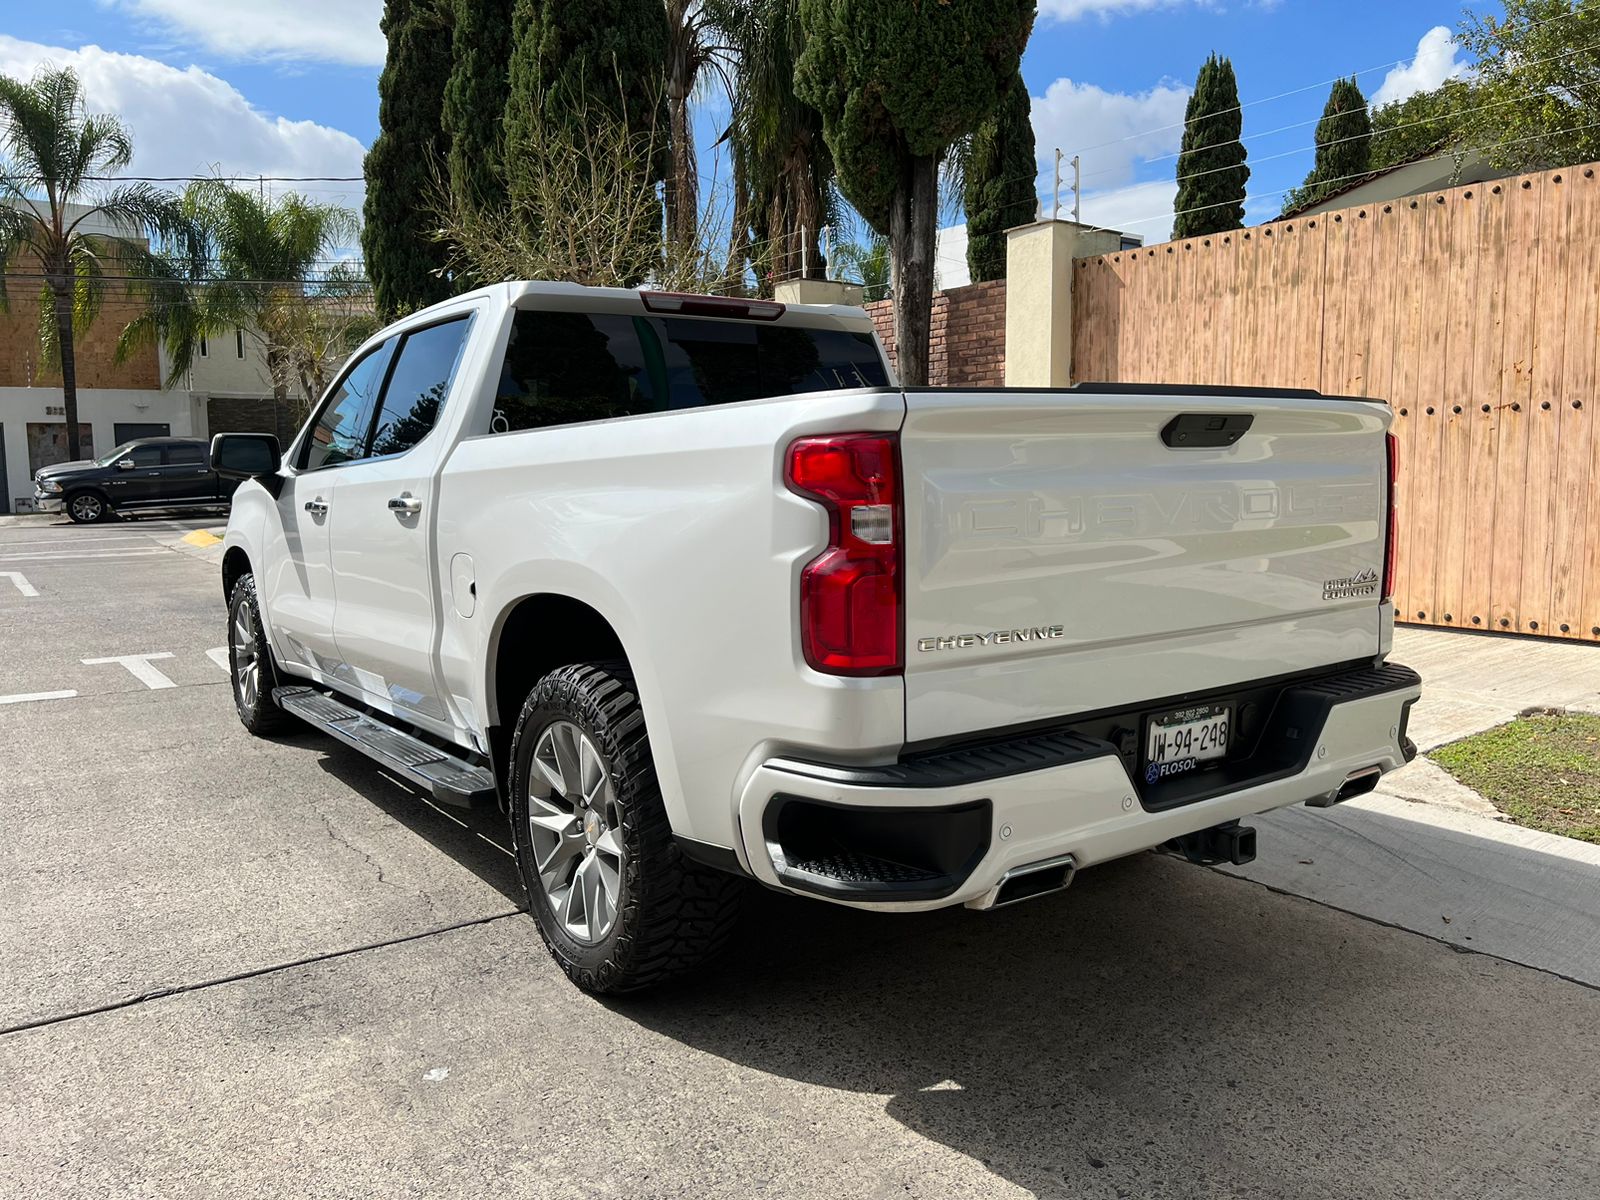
[2,1,1475,284]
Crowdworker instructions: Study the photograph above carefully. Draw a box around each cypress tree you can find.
[502,0,668,282]
[503,0,668,187]
[964,70,1038,283]
[443,0,516,213]
[1289,77,1373,209]
[796,0,1035,385]
[1172,53,1248,239]
[363,0,454,318]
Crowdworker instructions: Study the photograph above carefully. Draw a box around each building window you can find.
[236,328,245,359]
[198,336,208,358]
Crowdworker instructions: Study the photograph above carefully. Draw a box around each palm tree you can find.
[710,0,835,289]
[144,182,366,421]
[0,66,192,460]
[832,233,889,301]
[663,0,733,254]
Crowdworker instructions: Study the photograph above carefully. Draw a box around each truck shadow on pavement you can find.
[307,740,524,904]
[618,848,1600,1200]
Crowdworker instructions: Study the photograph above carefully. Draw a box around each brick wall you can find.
[207,395,298,443]
[863,279,1007,386]
[0,258,159,389]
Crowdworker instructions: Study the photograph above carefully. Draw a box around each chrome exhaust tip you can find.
[968,853,1077,911]
[1308,765,1383,808]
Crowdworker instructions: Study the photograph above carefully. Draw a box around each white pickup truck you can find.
[213,281,1420,993]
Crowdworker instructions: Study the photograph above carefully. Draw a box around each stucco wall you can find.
[0,387,205,513]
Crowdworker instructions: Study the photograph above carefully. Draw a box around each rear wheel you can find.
[228,573,292,735]
[66,490,109,524]
[509,661,744,993]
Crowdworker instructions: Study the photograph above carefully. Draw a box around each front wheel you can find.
[227,573,292,735]
[509,661,744,993]
[66,490,109,523]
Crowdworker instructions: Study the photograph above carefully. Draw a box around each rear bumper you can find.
[737,662,1421,911]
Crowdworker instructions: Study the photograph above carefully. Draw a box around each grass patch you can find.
[1431,711,1600,844]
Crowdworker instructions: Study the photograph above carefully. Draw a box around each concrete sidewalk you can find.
[1223,625,1600,987]
[1391,624,1600,750]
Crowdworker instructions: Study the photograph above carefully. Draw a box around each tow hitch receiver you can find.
[1164,822,1256,867]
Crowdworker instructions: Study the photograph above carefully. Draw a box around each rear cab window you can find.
[489,309,889,434]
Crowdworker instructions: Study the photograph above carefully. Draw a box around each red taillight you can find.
[785,434,903,676]
[1382,431,1399,602]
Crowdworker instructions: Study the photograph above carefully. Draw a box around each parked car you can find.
[213,282,1421,994]
[34,437,241,523]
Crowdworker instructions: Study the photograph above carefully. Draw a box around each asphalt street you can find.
[2,513,1598,1199]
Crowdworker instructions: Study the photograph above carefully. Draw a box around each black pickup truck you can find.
[33,437,241,523]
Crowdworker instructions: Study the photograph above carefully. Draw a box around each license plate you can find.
[1144,703,1231,783]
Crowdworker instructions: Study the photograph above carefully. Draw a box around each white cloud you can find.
[103,0,385,68]
[1079,178,1180,244]
[934,181,1177,284]
[1030,77,1190,197]
[1373,26,1469,107]
[0,36,367,205]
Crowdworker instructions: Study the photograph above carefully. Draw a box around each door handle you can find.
[387,492,422,516]
[304,498,329,517]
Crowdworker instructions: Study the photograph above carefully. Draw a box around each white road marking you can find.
[206,647,231,673]
[0,571,38,597]
[81,652,177,690]
[0,548,167,562]
[0,690,77,705]
[0,535,151,546]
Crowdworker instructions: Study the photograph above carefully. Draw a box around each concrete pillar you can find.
[773,279,866,308]
[1004,220,1122,387]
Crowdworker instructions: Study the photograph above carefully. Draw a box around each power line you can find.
[1105,118,1600,232]
[1149,65,1599,195]
[939,39,1600,233]
[1058,2,1590,161]
[82,174,363,183]
[1074,35,1600,191]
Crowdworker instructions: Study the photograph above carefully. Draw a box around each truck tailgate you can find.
[900,387,1391,744]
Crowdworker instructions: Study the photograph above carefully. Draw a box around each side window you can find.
[166,443,205,466]
[299,337,397,471]
[125,445,162,467]
[491,311,658,434]
[369,317,472,458]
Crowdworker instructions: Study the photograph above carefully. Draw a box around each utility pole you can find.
[1071,155,1081,224]
[1052,148,1062,221]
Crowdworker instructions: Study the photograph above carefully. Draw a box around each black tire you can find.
[227,573,293,735]
[508,661,744,994]
[66,490,110,524]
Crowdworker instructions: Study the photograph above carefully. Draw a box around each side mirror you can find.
[210,433,282,480]
[117,458,135,471]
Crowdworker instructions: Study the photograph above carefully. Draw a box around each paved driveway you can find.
[2,515,1597,1199]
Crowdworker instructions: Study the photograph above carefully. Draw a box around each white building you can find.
[0,201,278,512]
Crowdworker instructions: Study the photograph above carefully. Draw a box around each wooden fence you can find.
[1072,162,1600,642]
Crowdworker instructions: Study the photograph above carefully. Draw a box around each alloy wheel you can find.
[232,602,260,711]
[526,720,623,944]
[71,494,102,522]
